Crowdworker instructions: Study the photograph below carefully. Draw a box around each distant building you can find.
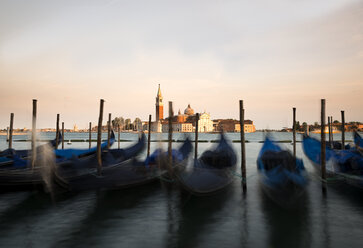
[150,85,213,133]
[214,119,256,133]
[155,84,163,121]
[162,122,193,132]
[234,120,256,133]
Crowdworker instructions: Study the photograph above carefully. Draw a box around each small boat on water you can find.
[257,136,308,205]
[0,133,115,191]
[302,135,363,189]
[174,134,237,195]
[54,132,115,161]
[0,132,62,167]
[354,131,363,151]
[55,135,192,192]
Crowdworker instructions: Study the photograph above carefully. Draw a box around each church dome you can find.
[184,104,194,115]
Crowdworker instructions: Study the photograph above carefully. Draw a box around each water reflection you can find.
[259,185,311,248]
[169,187,234,248]
[57,183,161,247]
[327,183,363,209]
[239,191,249,246]
[320,193,331,248]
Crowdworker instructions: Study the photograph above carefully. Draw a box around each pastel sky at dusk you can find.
[0,0,362,129]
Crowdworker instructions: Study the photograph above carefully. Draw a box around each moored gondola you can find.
[302,135,363,189]
[0,132,115,191]
[257,136,307,206]
[354,131,363,151]
[174,134,237,195]
[0,132,62,168]
[54,135,192,192]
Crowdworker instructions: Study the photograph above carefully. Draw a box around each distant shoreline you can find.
[0,130,360,136]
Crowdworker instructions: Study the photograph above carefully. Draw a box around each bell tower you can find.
[155,84,163,121]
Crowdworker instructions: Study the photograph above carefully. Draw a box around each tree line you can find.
[292,121,362,132]
[111,117,142,131]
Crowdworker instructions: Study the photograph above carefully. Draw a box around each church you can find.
[151,85,213,133]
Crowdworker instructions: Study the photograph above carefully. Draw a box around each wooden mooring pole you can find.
[194,113,199,159]
[89,122,92,149]
[293,107,296,159]
[330,116,334,145]
[239,100,247,191]
[321,99,326,191]
[147,115,151,158]
[118,125,121,149]
[97,99,104,175]
[107,113,111,149]
[328,116,332,148]
[8,113,14,149]
[55,114,60,149]
[61,122,64,149]
[31,99,37,169]
[168,102,173,170]
[341,111,345,150]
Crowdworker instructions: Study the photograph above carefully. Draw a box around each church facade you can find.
[150,85,213,133]
[147,85,255,133]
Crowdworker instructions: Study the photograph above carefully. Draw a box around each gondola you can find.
[0,133,115,190]
[354,131,363,151]
[257,136,307,205]
[174,134,236,195]
[302,135,363,189]
[0,132,115,168]
[54,136,192,192]
[54,131,115,161]
[0,132,62,168]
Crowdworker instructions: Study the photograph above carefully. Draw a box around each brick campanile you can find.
[155,84,163,121]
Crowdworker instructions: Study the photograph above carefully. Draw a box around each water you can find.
[0,132,362,248]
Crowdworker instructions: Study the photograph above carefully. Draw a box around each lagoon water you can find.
[0,132,362,248]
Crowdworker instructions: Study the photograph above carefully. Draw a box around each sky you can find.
[0,0,362,130]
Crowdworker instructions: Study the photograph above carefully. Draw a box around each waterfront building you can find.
[150,85,255,133]
[162,122,193,132]
[234,120,256,133]
[162,104,213,133]
[214,119,256,133]
[151,85,213,133]
[198,112,214,132]
[151,121,162,132]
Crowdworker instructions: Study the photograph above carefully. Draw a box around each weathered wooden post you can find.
[147,115,152,158]
[341,111,345,150]
[239,100,246,191]
[97,99,104,175]
[168,101,173,169]
[194,113,199,160]
[330,116,334,144]
[8,113,14,149]
[55,114,60,149]
[321,99,326,190]
[293,107,296,158]
[118,125,121,149]
[328,116,332,148]
[89,122,92,149]
[6,127,9,142]
[107,113,111,149]
[61,122,65,149]
[31,99,37,169]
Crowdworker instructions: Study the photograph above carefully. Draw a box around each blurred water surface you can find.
[0,132,362,248]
